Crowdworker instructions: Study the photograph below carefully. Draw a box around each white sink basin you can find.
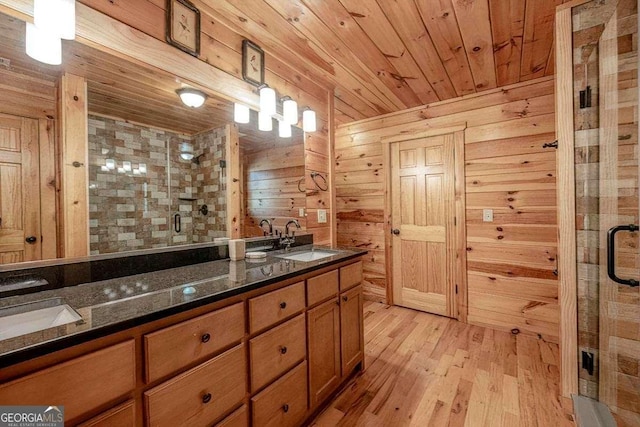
[0,298,82,341]
[276,250,337,262]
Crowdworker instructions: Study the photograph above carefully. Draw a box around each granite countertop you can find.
[0,245,366,367]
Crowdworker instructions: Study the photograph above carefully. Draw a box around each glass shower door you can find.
[574,1,639,425]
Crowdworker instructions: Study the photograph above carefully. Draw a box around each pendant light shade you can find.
[278,120,291,138]
[234,103,250,124]
[303,109,317,132]
[176,88,207,108]
[26,23,62,65]
[259,86,276,116]
[258,111,272,132]
[34,0,76,40]
[282,97,298,125]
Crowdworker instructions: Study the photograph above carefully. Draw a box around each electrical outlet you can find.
[298,208,305,217]
[483,209,494,222]
[317,209,327,224]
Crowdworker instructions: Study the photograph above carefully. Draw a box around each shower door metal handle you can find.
[174,213,181,233]
[607,224,639,287]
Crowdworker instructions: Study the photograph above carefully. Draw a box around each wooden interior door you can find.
[0,113,42,264]
[391,134,456,317]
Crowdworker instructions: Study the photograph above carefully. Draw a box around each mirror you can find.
[0,11,306,263]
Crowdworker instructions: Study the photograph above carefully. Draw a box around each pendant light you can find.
[259,85,276,116]
[34,0,76,40]
[176,88,207,108]
[278,119,291,138]
[234,103,250,124]
[258,111,272,132]
[180,142,194,160]
[25,23,62,65]
[282,97,298,125]
[303,108,317,132]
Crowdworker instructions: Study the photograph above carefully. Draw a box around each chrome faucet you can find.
[280,219,301,251]
[259,219,273,236]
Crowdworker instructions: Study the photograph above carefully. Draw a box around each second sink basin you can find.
[276,250,336,262]
[0,298,83,341]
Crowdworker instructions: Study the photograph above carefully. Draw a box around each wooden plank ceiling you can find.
[204,0,570,124]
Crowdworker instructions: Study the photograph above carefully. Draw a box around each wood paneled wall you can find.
[242,139,306,238]
[335,76,559,341]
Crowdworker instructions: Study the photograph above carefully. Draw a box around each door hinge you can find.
[455,284,458,294]
[581,351,594,376]
[454,217,457,226]
[579,86,592,109]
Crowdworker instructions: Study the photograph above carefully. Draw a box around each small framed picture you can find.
[166,0,200,57]
[242,40,265,86]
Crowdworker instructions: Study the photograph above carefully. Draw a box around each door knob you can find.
[25,236,37,244]
[391,229,400,235]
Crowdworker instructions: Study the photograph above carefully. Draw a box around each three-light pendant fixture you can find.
[26,0,76,65]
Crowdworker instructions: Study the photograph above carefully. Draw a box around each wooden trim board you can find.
[555,5,578,399]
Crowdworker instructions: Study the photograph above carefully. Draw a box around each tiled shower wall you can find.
[89,115,227,254]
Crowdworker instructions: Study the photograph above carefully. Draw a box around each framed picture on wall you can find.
[166,0,200,57]
[242,40,265,86]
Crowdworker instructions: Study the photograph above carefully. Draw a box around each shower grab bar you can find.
[607,224,639,287]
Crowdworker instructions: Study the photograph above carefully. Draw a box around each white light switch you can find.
[483,209,494,222]
[299,208,305,217]
[317,209,327,224]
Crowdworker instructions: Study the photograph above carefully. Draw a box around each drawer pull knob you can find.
[342,295,348,302]
[202,393,212,404]
[280,346,288,355]
[201,333,211,343]
[279,301,287,309]
[282,404,289,413]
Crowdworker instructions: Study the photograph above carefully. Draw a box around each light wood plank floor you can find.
[311,302,575,427]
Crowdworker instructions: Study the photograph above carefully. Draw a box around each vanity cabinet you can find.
[144,302,245,383]
[340,285,364,376]
[0,257,364,427]
[307,298,341,407]
[0,340,135,422]
[307,262,365,409]
[144,344,246,427]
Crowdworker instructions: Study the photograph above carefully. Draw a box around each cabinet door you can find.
[307,298,341,408]
[340,286,364,377]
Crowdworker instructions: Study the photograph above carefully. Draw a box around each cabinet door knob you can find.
[342,295,348,302]
[25,236,37,244]
[201,333,211,343]
[202,393,212,404]
[282,404,289,413]
[279,301,287,309]
[280,346,288,355]
[392,228,400,235]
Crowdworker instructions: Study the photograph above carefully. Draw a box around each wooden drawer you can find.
[145,344,247,427]
[77,400,135,427]
[251,361,308,427]
[339,261,362,292]
[0,340,135,422]
[144,302,245,382]
[306,269,339,306]
[249,281,305,333]
[249,314,306,392]
[214,405,248,427]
